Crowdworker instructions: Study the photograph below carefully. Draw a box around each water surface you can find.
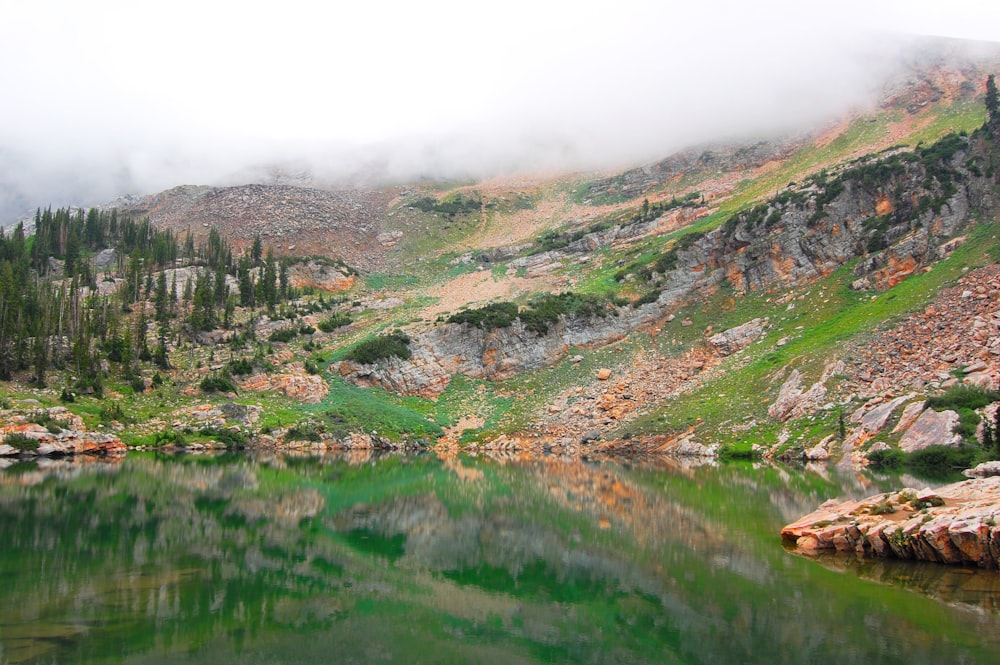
[1,452,998,664]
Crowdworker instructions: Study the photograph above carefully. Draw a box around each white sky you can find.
[1,0,1000,216]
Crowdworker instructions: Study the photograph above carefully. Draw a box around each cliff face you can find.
[337,307,666,398]
[660,133,998,298]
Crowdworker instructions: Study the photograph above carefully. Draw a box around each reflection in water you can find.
[0,452,999,664]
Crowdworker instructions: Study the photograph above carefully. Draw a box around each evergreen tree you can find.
[279,263,289,302]
[987,74,999,126]
[135,308,151,362]
[64,229,80,278]
[251,235,263,265]
[170,272,179,313]
[262,248,277,311]
[155,271,169,323]
[237,256,255,308]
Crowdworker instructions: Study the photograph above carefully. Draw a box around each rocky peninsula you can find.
[782,473,1000,568]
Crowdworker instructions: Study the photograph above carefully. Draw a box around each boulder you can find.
[964,461,1000,478]
[707,318,766,357]
[898,408,962,452]
[891,401,926,434]
[852,394,913,431]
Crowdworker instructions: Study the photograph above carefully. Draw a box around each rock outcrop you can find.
[768,361,844,422]
[338,307,665,397]
[898,408,962,451]
[239,364,329,403]
[782,477,1000,569]
[0,407,125,458]
[654,132,996,302]
[284,260,356,292]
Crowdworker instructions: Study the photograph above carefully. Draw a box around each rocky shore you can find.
[0,407,125,459]
[782,475,1000,569]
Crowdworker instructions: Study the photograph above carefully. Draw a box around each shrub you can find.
[519,292,612,335]
[912,495,946,510]
[268,327,297,343]
[317,312,353,332]
[286,423,323,442]
[905,445,977,479]
[447,302,519,330]
[200,374,238,394]
[871,500,896,515]
[633,289,661,307]
[129,375,147,394]
[154,429,186,446]
[299,324,316,335]
[867,447,904,469]
[198,427,247,448]
[99,402,127,423]
[226,358,255,376]
[345,332,412,364]
[3,432,38,451]
[926,384,1000,412]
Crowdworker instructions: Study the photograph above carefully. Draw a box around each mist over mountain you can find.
[2,0,1000,225]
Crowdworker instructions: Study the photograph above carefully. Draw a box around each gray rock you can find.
[853,393,914,433]
[899,408,962,452]
[965,461,1000,478]
[707,318,766,356]
[93,248,117,270]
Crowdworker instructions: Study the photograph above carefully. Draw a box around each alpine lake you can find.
[2,451,999,665]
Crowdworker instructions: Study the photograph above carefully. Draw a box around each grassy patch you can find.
[364,273,420,290]
[311,377,441,442]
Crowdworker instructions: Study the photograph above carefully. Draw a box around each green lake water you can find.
[1,452,999,664]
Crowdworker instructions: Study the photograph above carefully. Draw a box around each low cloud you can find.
[1,1,999,223]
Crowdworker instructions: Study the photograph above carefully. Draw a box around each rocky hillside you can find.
[655,131,997,297]
[5,39,1000,473]
[337,128,999,401]
[120,184,395,271]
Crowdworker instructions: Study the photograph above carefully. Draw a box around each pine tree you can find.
[155,271,169,323]
[251,235,263,265]
[987,74,999,126]
[995,409,1000,458]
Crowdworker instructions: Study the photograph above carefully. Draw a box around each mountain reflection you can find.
[1,453,998,664]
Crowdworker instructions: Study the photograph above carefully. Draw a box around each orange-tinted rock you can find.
[782,477,1000,569]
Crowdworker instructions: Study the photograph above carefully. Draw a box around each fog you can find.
[2,0,1000,223]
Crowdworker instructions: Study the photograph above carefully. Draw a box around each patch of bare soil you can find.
[420,269,557,319]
